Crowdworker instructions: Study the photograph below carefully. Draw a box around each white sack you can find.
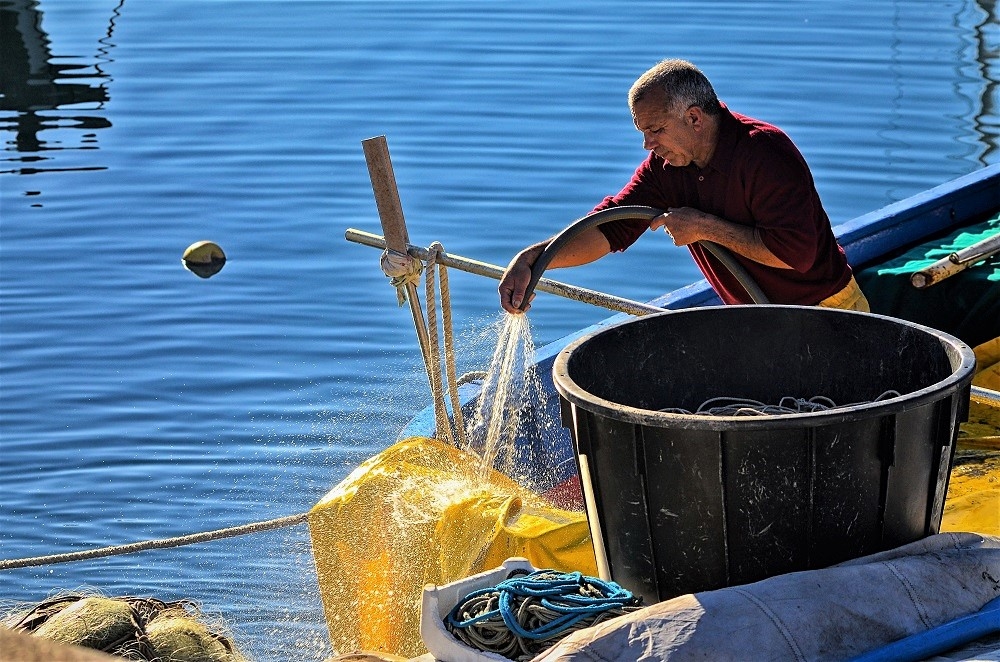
[533,533,1000,662]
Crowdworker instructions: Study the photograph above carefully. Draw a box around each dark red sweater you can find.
[595,106,851,305]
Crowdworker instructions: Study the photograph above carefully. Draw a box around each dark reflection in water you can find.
[0,0,123,173]
[970,0,998,163]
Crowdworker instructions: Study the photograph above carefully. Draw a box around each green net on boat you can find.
[855,212,1000,348]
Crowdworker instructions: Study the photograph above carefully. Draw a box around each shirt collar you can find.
[703,102,739,175]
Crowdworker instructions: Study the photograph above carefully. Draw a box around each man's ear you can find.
[686,105,704,128]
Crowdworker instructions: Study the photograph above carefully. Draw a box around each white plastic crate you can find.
[419,557,538,662]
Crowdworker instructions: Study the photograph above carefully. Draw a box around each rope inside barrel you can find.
[445,569,643,661]
[658,390,903,416]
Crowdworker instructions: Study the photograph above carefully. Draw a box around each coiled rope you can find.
[659,390,903,416]
[446,569,642,661]
[0,512,308,571]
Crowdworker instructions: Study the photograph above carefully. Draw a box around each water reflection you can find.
[971,0,998,163]
[878,0,999,176]
[0,0,123,174]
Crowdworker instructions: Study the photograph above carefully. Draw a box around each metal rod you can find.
[971,385,1000,409]
[948,231,1000,265]
[345,228,665,316]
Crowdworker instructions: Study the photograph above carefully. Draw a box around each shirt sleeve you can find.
[591,154,669,253]
[742,132,827,273]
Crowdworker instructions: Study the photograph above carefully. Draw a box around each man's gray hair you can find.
[629,59,721,116]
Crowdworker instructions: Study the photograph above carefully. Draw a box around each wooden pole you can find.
[361,136,434,364]
[362,136,410,255]
[362,136,456,443]
[910,231,1000,288]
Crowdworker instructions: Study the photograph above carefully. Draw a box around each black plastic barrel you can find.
[553,305,976,604]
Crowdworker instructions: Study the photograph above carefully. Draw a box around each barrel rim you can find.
[551,305,977,431]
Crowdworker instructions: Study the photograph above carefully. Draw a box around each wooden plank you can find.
[362,135,410,255]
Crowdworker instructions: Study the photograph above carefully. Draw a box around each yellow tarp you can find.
[971,336,1000,391]
[942,455,999,535]
[943,337,1000,536]
[307,437,595,659]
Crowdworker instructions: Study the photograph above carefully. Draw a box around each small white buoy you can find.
[182,241,226,278]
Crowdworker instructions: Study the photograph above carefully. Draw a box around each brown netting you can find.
[2,591,248,661]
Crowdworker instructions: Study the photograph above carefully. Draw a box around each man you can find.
[498,59,868,314]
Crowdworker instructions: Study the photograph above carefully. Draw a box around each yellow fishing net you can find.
[307,437,595,659]
[943,337,1000,536]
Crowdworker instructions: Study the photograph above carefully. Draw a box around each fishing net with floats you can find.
[1,591,248,661]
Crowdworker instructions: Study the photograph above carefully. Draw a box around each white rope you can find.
[427,242,468,447]
[381,242,466,446]
[423,244,454,445]
[0,513,308,570]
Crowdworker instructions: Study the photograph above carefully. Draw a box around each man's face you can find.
[632,97,699,167]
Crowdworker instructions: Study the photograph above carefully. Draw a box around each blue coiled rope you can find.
[445,569,642,660]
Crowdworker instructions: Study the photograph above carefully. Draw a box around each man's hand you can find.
[498,245,544,314]
[651,207,793,269]
[650,207,706,246]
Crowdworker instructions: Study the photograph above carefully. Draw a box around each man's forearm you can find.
[704,222,792,269]
[515,227,611,270]
[656,208,792,269]
[546,227,613,268]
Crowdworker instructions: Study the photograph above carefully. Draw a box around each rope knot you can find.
[380,248,423,306]
[427,241,445,267]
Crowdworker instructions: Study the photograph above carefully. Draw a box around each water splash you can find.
[387,474,483,528]
[461,313,546,483]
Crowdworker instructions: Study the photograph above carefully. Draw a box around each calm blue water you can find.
[1,1,997,659]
